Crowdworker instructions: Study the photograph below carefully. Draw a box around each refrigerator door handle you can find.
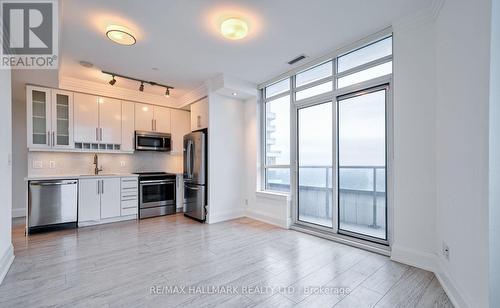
[190,141,195,178]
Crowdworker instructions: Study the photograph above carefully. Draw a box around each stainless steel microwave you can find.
[135,131,171,152]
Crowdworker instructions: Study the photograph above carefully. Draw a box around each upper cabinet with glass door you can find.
[27,86,74,150]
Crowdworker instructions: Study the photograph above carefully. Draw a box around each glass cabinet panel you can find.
[55,93,70,146]
[31,89,48,145]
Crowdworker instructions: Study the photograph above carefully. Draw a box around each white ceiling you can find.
[60,0,433,98]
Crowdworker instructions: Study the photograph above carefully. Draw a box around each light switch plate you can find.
[49,161,56,169]
[32,160,43,169]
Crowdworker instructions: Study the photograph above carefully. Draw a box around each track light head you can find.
[109,76,116,86]
[165,88,170,97]
[139,82,144,92]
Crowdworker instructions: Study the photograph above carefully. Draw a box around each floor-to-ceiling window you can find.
[261,29,392,245]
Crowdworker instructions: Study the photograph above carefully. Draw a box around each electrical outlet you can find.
[49,161,56,169]
[442,241,450,260]
[244,199,248,206]
[120,161,126,167]
[32,160,43,169]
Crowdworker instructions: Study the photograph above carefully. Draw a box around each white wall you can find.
[435,0,492,307]
[489,0,500,306]
[0,69,14,284]
[207,93,246,223]
[390,13,438,270]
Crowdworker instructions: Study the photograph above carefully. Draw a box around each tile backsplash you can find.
[28,151,183,176]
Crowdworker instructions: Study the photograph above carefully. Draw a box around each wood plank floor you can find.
[1,215,453,308]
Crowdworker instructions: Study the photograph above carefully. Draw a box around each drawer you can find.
[121,188,138,197]
[121,178,138,189]
[121,206,138,216]
[121,199,138,209]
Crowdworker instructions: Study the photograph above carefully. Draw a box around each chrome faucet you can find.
[93,153,103,175]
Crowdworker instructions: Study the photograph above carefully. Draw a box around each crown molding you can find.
[392,0,445,32]
[59,76,180,108]
[177,83,208,108]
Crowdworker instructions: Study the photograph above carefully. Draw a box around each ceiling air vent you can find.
[288,54,307,65]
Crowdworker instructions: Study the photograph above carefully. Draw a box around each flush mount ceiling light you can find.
[220,18,248,40]
[106,25,136,45]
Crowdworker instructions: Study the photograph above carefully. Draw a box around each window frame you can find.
[262,78,293,193]
[259,28,394,248]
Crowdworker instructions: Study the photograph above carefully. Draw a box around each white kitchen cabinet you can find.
[27,86,74,149]
[51,90,74,148]
[121,101,135,152]
[135,103,171,133]
[121,177,138,216]
[154,106,171,133]
[171,109,190,153]
[100,178,121,219]
[78,178,101,222]
[190,98,208,131]
[98,97,122,144]
[78,177,125,225]
[176,175,184,212]
[135,103,154,131]
[74,93,99,143]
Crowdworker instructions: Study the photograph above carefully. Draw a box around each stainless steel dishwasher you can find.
[28,179,78,234]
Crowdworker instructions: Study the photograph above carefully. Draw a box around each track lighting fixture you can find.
[102,71,174,96]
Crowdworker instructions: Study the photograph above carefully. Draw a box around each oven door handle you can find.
[140,180,174,185]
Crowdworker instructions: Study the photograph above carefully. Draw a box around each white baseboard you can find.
[208,209,245,224]
[245,208,289,229]
[12,208,25,218]
[390,244,437,272]
[78,215,137,227]
[434,260,470,308]
[391,244,469,308]
[0,244,14,285]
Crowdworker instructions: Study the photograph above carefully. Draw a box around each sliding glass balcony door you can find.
[297,101,334,228]
[337,86,388,241]
[294,87,388,242]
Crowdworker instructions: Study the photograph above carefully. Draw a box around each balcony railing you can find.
[267,165,386,239]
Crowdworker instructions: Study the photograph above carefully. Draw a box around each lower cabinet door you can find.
[100,178,121,219]
[78,179,101,222]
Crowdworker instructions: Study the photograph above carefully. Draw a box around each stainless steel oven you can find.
[137,172,176,219]
[135,131,171,152]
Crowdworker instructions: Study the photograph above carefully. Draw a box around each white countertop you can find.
[25,173,140,181]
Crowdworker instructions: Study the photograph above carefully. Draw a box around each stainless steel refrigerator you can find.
[183,130,207,221]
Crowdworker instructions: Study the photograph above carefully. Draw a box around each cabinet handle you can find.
[96,128,99,142]
[101,180,104,194]
[100,128,103,141]
[152,119,154,131]
[97,180,100,194]
[52,131,55,147]
[197,115,201,128]
[47,131,50,145]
